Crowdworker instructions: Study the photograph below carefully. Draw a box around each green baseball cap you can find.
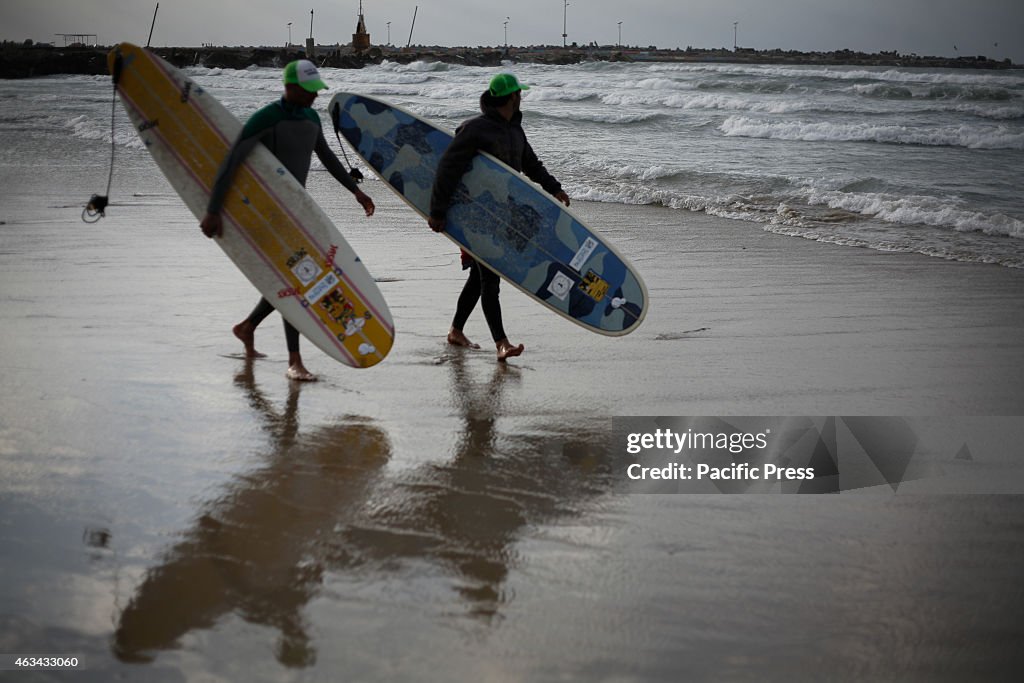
[283,59,327,93]
[488,73,530,98]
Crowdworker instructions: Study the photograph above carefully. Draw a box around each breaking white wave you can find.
[535,110,664,124]
[719,116,1024,149]
[65,114,145,150]
[651,63,1024,87]
[802,189,1024,239]
[379,59,456,73]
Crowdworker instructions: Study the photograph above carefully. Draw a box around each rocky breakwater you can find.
[1,42,1018,80]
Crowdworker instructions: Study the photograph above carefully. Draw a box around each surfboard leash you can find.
[329,101,364,184]
[83,51,124,223]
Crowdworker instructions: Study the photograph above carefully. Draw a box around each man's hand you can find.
[200,212,223,238]
[554,191,571,207]
[355,190,375,217]
[428,216,446,233]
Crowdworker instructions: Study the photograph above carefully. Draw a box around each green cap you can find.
[283,59,327,93]
[488,73,529,98]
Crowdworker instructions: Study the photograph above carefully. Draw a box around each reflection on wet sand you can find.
[114,363,392,666]
[114,356,612,666]
[335,353,611,620]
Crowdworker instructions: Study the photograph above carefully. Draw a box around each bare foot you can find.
[286,364,318,382]
[233,321,266,359]
[447,327,481,349]
[496,339,524,362]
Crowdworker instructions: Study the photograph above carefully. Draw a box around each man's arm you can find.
[201,108,278,238]
[522,138,569,206]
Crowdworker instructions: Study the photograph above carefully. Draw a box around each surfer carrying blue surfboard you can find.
[428,73,571,362]
[200,60,377,381]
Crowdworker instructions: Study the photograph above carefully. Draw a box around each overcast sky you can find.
[3,1,1022,63]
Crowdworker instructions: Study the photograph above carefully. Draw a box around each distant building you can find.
[352,1,370,51]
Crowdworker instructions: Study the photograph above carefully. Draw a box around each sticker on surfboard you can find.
[579,270,610,301]
[569,237,599,272]
[547,271,574,301]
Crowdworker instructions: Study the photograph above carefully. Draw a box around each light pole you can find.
[562,1,569,48]
[387,21,391,45]
[287,22,292,46]
[733,21,738,51]
[504,17,509,48]
[617,21,622,48]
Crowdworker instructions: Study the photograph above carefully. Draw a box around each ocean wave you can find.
[526,90,600,103]
[419,84,484,100]
[407,104,475,121]
[759,223,1024,268]
[848,84,1024,118]
[379,59,455,73]
[697,79,797,94]
[535,109,664,124]
[803,189,1024,239]
[594,89,887,116]
[685,64,1024,88]
[569,178,1024,266]
[948,103,1024,120]
[65,114,145,150]
[568,169,1023,239]
[924,84,1014,101]
[719,116,1024,149]
[571,160,681,182]
[184,66,278,82]
[850,83,916,99]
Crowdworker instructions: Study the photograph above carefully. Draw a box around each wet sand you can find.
[2,160,1024,680]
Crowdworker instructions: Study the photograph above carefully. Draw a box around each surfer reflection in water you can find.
[428,73,571,362]
[200,60,376,381]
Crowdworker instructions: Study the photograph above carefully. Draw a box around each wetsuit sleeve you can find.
[521,137,563,197]
[206,108,278,215]
[429,123,484,220]
[314,128,360,194]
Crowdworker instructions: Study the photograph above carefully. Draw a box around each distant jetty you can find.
[1,41,1018,79]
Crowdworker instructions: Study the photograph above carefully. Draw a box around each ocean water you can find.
[14,58,1024,268]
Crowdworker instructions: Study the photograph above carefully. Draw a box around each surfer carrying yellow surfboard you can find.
[200,60,376,381]
[428,73,571,362]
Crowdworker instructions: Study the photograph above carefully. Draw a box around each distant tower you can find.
[353,0,371,51]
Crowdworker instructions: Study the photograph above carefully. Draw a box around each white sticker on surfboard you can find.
[291,256,323,285]
[548,271,574,301]
[304,272,341,305]
[569,237,599,272]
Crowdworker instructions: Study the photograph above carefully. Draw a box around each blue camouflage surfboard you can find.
[329,92,647,336]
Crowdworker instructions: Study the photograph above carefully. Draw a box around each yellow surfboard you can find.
[108,43,393,368]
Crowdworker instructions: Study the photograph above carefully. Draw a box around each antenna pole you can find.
[407,5,418,48]
[146,3,160,48]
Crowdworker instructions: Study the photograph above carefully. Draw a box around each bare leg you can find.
[496,338,524,362]
[447,327,481,349]
[285,352,317,381]
[233,320,267,359]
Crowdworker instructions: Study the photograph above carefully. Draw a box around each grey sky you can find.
[3,1,1022,63]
